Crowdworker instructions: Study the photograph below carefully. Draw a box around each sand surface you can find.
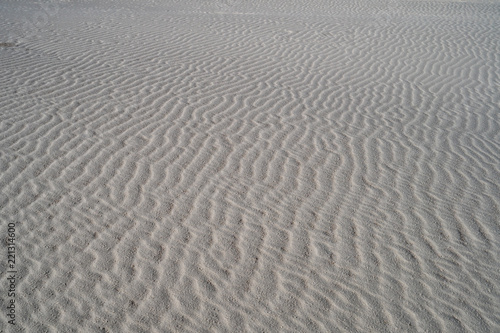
[1,0,500,332]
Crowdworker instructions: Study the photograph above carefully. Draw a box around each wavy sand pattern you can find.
[1,0,500,332]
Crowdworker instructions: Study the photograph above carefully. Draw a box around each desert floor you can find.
[1,0,500,332]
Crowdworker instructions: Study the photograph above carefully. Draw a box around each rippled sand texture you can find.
[1,0,500,332]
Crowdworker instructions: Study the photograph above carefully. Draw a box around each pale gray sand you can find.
[1,0,500,332]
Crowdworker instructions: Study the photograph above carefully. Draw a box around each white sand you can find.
[1,0,500,331]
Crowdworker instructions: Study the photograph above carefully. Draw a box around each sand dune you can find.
[1,0,500,332]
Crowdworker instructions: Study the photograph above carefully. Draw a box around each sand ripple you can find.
[1,1,500,332]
